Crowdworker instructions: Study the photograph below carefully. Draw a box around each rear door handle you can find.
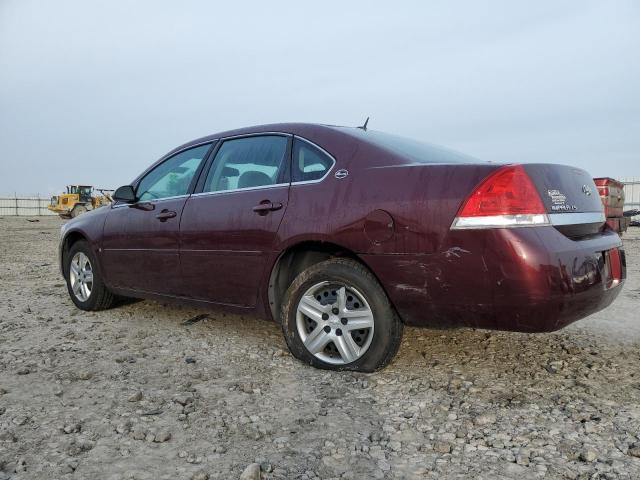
[252,201,283,215]
[156,209,177,222]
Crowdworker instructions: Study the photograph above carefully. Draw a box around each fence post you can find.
[37,193,41,216]
[15,192,18,216]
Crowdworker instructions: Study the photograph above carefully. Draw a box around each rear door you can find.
[102,143,212,295]
[179,134,291,307]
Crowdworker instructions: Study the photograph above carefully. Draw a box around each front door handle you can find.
[252,201,283,215]
[156,209,177,222]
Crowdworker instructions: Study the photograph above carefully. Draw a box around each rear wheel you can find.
[280,258,403,372]
[65,240,117,310]
[70,205,87,218]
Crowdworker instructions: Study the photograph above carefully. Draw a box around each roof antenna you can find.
[358,116,369,131]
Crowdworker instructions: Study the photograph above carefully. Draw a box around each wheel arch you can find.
[59,230,89,276]
[267,240,397,322]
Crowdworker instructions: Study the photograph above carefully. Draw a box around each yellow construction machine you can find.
[48,185,113,219]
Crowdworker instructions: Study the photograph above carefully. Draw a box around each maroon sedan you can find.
[59,123,626,371]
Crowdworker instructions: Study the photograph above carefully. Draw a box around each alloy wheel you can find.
[296,281,375,365]
[69,252,93,302]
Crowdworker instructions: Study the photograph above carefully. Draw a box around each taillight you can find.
[451,165,550,229]
[606,248,622,288]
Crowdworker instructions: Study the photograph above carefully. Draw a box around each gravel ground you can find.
[1,216,639,480]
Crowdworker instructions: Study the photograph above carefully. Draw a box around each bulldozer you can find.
[48,185,113,219]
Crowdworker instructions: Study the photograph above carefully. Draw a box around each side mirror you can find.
[113,185,136,203]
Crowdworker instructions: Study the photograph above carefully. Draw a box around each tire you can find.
[70,205,87,218]
[280,258,403,372]
[65,240,117,311]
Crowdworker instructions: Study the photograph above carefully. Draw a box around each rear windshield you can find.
[335,127,481,165]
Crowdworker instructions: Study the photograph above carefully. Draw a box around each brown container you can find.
[594,177,625,208]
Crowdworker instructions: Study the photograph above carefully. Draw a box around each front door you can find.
[101,143,212,295]
[179,134,291,306]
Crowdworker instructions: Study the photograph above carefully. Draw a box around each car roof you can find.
[164,122,480,168]
[170,123,347,153]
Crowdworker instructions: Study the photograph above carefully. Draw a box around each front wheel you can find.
[65,240,117,311]
[70,205,87,218]
[280,258,403,372]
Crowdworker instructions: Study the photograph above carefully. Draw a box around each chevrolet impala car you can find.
[59,123,626,371]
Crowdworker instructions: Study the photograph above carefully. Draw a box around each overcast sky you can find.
[1,1,638,195]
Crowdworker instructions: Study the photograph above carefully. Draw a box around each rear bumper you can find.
[363,226,625,332]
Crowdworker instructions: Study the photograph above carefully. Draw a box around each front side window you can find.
[292,138,334,182]
[78,186,92,201]
[203,135,288,193]
[136,144,210,201]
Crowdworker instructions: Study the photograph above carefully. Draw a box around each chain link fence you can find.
[0,195,56,216]
[622,179,640,221]
[0,182,637,218]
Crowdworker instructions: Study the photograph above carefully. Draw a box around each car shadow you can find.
[108,299,636,406]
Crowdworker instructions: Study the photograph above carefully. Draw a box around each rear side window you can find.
[203,135,288,192]
[292,138,334,182]
[136,144,210,201]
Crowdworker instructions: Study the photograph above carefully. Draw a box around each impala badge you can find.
[335,169,349,179]
[547,189,567,205]
[582,185,592,196]
[548,189,577,211]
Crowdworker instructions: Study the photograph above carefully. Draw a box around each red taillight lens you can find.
[607,248,622,284]
[458,165,546,217]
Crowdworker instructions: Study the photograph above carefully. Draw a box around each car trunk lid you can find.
[523,164,605,237]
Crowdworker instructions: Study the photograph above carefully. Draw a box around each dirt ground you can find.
[1,216,639,480]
